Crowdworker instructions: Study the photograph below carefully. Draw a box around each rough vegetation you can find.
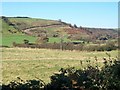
[13,40,118,51]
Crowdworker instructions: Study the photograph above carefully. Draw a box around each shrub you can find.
[2,77,45,90]
[46,57,120,90]
[12,41,118,51]
[23,39,29,44]
[73,24,78,28]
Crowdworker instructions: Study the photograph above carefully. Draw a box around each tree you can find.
[23,39,29,44]
[69,24,73,28]
[74,24,78,28]
[58,19,62,22]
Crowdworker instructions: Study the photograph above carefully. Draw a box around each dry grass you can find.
[1,47,118,84]
[2,47,118,61]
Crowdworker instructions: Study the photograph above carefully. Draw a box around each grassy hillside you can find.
[1,17,37,46]
[1,16,118,47]
[1,16,70,47]
[8,17,63,29]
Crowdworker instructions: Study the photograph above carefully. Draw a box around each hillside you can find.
[1,16,118,47]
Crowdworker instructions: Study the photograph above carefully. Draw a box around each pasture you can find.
[2,34,36,47]
[2,47,118,84]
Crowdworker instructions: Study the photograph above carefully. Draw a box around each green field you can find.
[2,34,36,47]
[2,47,118,84]
[2,34,71,47]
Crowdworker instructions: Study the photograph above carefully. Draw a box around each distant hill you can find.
[1,16,118,47]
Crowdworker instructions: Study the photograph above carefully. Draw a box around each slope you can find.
[1,16,118,47]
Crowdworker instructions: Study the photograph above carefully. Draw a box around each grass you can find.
[1,17,118,85]
[1,17,70,46]
[1,19,18,35]
[2,47,118,84]
[9,17,61,27]
[1,18,37,47]
[2,34,37,47]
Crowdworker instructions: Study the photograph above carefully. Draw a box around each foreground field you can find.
[2,47,118,84]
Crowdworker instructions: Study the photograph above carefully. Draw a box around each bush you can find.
[2,77,45,90]
[46,57,120,90]
[13,41,118,51]
[23,39,29,44]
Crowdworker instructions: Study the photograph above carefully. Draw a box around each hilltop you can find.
[1,16,118,47]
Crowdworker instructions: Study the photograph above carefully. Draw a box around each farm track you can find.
[2,57,106,63]
[2,58,86,61]
[22,24,66,34]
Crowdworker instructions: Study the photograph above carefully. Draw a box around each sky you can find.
[1,2,118,28]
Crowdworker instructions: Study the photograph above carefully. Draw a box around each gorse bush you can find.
[2,56,120,90]
[2,77,45,90]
